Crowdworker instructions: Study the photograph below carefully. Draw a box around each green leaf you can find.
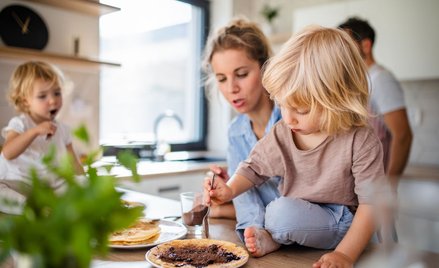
[73,124,90,144]
[117,150,140,182]
[0,125,141,268]
[42,145,56,166]
[83,148,103,166]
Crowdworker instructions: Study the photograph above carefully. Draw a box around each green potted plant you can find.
[0,125,143,268]
[261,4,279,25]
[260,3,280,36]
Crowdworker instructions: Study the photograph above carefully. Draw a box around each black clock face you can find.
[0,4,49,50]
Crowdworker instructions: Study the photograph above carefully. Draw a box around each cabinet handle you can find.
[158,185,180,193]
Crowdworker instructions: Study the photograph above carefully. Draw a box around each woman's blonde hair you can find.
[8,61,64,114]
[202,18,272,95]
[262,25,369,135]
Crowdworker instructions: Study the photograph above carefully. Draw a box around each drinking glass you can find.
[180,192,209,239]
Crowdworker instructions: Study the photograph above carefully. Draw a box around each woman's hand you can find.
[208,165,230,182]
[312,251,354,268]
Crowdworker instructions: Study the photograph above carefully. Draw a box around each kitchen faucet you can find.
[153,110,183,161]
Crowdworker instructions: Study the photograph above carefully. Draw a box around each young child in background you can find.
[202,18,281,237]
[0,61,84,214]
[204,25,387,267]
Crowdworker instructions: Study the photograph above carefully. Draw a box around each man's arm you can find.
[384,108,412,180]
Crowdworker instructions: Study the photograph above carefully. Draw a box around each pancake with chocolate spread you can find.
[146,239,249,268]
[110,218,160,245]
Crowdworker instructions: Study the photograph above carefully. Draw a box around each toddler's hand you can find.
[312,251,353,268]
[203,174,233,206]
[35,121,57,138]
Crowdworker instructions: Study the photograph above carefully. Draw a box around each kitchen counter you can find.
[403,164,439,179]
[93,188,439,267]
[94,155,227,180]
[93,188,333,267]
[94,156,227,200]
[3,182,438,267]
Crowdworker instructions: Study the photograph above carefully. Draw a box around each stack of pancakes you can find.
[109,218,161,245]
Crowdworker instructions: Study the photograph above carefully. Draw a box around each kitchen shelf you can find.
[0,46,121,67]
[21,0,120,16]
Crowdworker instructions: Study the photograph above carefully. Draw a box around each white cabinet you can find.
[118,171,206,201]
[293,0,439,81]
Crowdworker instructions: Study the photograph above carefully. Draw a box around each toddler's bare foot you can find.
[244,227,280,257]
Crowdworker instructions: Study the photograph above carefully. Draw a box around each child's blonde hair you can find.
[262,25,369,135]
[8,61,64,114]
[202,18,272,96]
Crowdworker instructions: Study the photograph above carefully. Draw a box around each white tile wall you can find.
[402,79,439,166]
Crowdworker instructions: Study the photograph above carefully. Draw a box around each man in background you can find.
[339,17,412,186]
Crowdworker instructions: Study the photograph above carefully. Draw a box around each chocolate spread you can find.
[182,204,208,226]
[158,244,241,268]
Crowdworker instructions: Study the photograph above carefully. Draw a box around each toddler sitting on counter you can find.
[204,25,388,268]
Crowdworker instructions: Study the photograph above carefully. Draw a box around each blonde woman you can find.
[202,18,281,240]
[204,26,387,267]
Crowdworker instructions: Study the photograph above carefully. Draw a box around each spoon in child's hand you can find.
[204,173,216,238]
[46,120,56,140]
[210,173,216,190]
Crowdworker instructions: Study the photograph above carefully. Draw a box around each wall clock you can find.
[0,4,49,50]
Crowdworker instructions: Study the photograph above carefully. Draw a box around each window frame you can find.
[100,0,210,156]
[170,0,210,152]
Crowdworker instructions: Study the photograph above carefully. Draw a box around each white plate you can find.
[109,219,187,249]
[145,239,249,268]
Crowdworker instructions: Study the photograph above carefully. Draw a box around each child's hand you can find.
[36,121,57,138]
[203,174,233,206]
[312,251,353,268]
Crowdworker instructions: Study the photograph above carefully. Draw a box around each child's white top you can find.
[0,114,73,214]
[0,114,72,182]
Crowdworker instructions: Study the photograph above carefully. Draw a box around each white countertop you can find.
[94,156,226,180]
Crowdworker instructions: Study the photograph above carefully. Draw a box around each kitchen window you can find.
[99,0,209,153]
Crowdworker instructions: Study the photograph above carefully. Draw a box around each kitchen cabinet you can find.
[293,0,439,80]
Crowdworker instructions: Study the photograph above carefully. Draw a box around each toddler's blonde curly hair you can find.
[8,61,64,114]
